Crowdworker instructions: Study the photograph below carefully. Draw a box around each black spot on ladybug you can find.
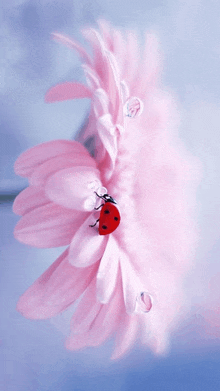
[102,225,108,229]
[114,217,118,221]
[104,210,110,214]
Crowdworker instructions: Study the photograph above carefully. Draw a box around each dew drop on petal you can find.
[137,292,152,313]
[83,195,96,211]
[124,97,144,118]
[96,186,107,196]
[88,180,101,190]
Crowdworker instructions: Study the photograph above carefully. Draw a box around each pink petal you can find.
[112,29,126,78]
[45,166,101,211]
[105,50,121,123]
[83,28,120,120]
[13,186,49,216]
[97,114,118,179]
[96,235,119,304]
[69,214,109,267]
[111,314,139,360]
[120,250,144,314]
[14,202,88,248]
[93,88,110,118]
[82,28,107,83]
[15,140,90,178]
[45,82,91,103]
[83,64,100,90]
[98,19,113,51]
[52,32,92,64]
[83,288,123,350]
[68,279,101,335]
[120,80,130,103]
[66,278,122,349]
[84,284,123,347]
[29,154,96,187]
[16,249,99,319]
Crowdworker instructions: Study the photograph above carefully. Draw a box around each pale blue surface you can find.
[1,1,220,390]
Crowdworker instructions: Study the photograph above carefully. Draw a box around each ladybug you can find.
[89,192,120,235]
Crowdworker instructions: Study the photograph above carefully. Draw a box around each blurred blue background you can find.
[1,0,220,390]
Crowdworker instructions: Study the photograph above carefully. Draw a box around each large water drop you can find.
[137,292,152,313]
[124,97,144,118]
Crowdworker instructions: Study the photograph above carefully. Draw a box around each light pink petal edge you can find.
[17,249,99,319]
[15,140,91,178]
[14,202,88,248]
[45,82,91,103]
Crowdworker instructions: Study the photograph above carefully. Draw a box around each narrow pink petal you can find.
[120,250,144,314]
[45,166,101,211]
[52,32,92,64]
[98,19,113,51]
[14,202,88,248]
[105,50,121,123]
[112,29,126,78]
[15,140,90,178]
[29,154,96,187]
[87,283,122,347]
[45,82,91,103]
[82,28,107,83]
[68,279,101,335]
[69,214,109,267]
[83,28,120,120]
[67,279,122,349]
[111,314,139,360]
[82,64,100,90]
[96,235,119,304]
[120,80,130,103]
[13,186,49,216]
[97,114,118,179]
[16,249,99,319]
[93,88,110,118]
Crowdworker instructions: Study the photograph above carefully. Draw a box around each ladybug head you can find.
[102,194,117,204]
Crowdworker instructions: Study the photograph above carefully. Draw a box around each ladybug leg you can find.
[94,203,104,210]
[89,218,99,228]
[94,191,105,200]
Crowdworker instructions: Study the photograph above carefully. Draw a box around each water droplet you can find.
[137,292,152,313]
[124,97,144,118]
[88,180,100,190]
[83,195,96,211]
[96,186,107,196]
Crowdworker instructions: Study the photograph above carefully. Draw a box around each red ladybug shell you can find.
[98,203,120,235]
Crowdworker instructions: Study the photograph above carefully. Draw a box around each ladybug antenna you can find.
[94,192,117,204]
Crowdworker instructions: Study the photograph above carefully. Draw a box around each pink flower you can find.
[13,20,200,359]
